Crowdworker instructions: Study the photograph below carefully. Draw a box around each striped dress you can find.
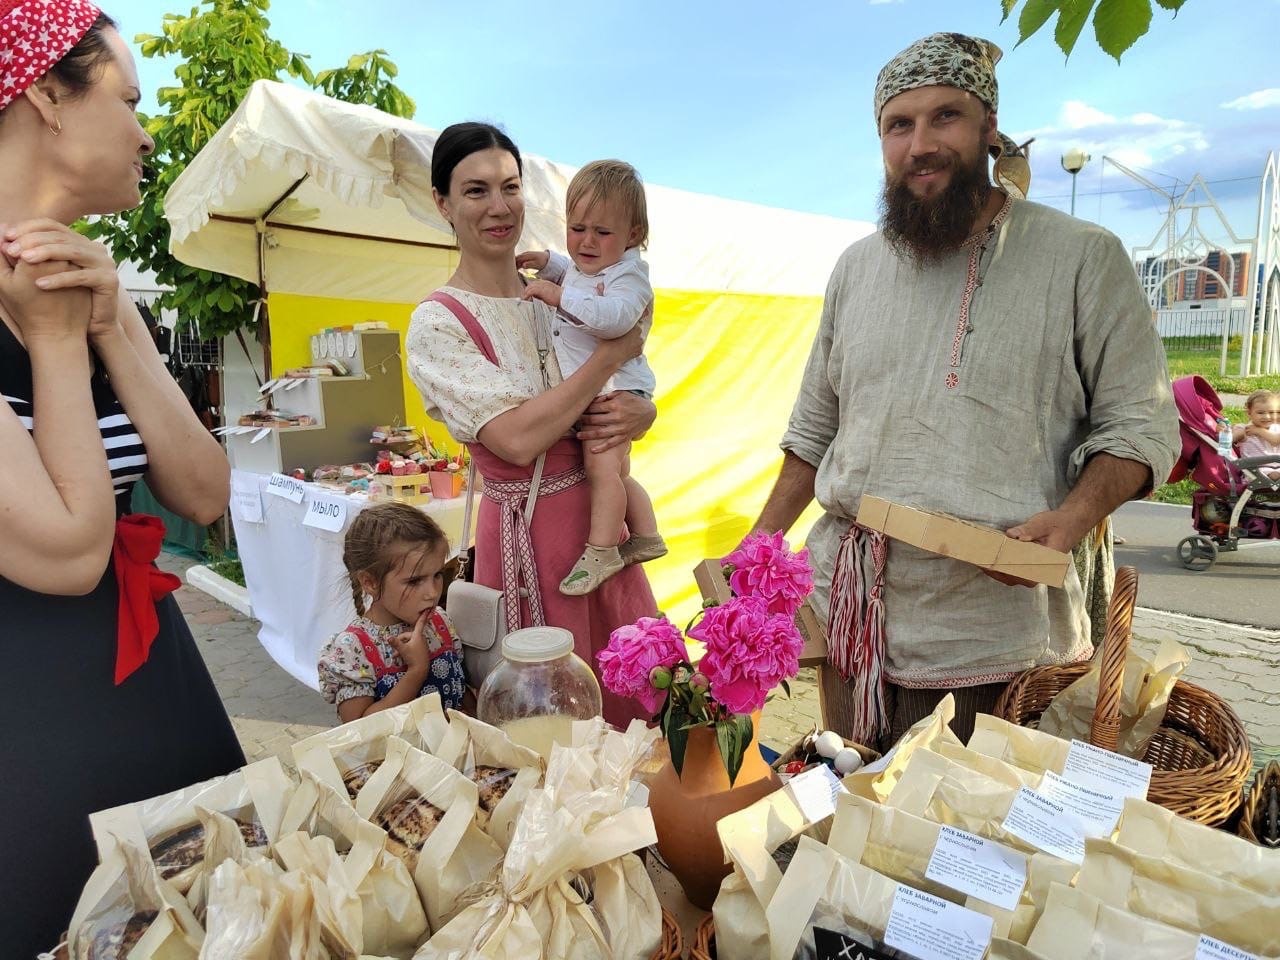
[0,319,244,959]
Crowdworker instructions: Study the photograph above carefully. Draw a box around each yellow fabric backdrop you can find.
[268,289,828,625]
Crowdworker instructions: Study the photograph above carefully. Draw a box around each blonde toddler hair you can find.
[566,159,650,250]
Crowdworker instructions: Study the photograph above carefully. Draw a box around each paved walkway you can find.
[165,554,1276,773]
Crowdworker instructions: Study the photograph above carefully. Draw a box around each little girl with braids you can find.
[319,502,467,721]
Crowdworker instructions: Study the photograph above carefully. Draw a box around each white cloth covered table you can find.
[229,469,471,687]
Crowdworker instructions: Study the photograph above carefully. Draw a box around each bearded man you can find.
[752,33,1178,748]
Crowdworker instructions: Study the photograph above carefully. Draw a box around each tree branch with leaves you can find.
[1000,0,1189,61]
[85,0,415,344]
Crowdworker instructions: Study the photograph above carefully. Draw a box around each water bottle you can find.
[1216,417,1233,458]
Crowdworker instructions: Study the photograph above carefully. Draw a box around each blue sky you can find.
[116,0,1280,258]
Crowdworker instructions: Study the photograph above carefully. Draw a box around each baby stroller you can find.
[1170,376,1280,570]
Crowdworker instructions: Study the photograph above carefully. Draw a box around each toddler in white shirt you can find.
[517,160,667,595]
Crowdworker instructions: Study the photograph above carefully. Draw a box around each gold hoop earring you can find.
[48,114,62,137]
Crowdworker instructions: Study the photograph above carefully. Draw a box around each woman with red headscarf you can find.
[0,3,244,951]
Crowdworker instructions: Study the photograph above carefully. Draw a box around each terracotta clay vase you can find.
[647,712,781,910]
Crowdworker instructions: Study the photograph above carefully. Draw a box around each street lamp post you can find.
[1061,148,1090,216]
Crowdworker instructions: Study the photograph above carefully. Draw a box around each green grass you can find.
[1163,336,1280,395]
[202,535,246,588]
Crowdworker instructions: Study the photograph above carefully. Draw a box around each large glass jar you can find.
[476,627,602,760]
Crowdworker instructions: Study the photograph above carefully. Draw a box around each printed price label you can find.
[265,472,306,504]
[1062,739,1153,800]
[231,473,262,523]
[925,825,1028,911]
[1038,771,1124,836]
[1196,935,1260,960]
[302,493,347,533]
[1000,786,1088,863]
[884,885,993,960]
[786,764,848,824]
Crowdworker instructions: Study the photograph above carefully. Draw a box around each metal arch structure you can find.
[1243,151,1280,377]
[1107,157,1274,376]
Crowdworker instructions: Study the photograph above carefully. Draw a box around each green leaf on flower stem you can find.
[666,699,690,779]
[781,679,792,699]
[717,720,742,787]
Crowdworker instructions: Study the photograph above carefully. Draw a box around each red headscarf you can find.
[0,0,102,112]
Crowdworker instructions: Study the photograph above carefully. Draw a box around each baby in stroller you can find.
[1170,377,1280,570]
[1235,389,1280,479]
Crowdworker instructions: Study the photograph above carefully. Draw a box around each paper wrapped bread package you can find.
[356,737,503,933]
[1075,838,1280,956]
[967,714,1070,778]
[1114,795,1278,896]
[68,839,203,960]
[829,792,1076,943]
[843,693,962,803]
[711,771,838,960]
[200,857,322,960]
[293,693,450,805]
[88,757,293,896]
[1026,881,1278,960]
[433,711,544,849]
[1037,639,1189,758]
[414,720,662,960]
[280,769,429,958]
[886,746,1029,835]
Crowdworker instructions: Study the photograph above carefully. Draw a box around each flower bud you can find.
[673,666,691,684]
[649,666,673,690]
[689,672,710,693]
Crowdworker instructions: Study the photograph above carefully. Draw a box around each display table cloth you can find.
[229,469,471,687]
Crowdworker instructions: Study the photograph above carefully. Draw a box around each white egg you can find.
[814,730,844,759]
[834,748,863,775]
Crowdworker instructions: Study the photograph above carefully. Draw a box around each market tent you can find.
[167,79,874,621]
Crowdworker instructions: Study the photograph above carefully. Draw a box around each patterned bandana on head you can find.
[0,0,102,112]
[873,31,1031,199]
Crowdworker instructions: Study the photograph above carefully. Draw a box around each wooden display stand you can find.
[370,473,432,506]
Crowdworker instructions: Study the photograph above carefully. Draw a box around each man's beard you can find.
[879,149,992,267]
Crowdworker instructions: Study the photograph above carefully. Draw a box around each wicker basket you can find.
[770,733,880,775]
[689,914,716,960]
[995,566,1252,826]
[1237,760,1280,847]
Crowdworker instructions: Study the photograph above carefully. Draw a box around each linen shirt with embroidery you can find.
[406,288,560,442]
[318,610,464,707]
[537,248,657,395]
[780,198,1179,688]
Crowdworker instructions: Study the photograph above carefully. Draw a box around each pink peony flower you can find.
[598,616,689,713]
[723,530,813,617]
[690,596,803,715]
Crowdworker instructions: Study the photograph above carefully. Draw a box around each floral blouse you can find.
[318,609,466,709]
[405,287,561,442]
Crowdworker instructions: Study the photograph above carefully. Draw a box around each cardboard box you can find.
[855,495,1071,588]
[692,560,829,667]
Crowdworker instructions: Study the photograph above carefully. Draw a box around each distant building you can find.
[1136,250,1251,306]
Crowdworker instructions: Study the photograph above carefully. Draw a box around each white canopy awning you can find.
[166,80,873,302]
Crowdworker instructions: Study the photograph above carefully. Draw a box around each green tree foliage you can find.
[1000,0,1189,61]
[86,0,415,341]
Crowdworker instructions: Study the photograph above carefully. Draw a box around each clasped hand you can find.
[0,220,117,340]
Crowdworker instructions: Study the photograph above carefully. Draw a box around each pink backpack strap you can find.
[425,291,499,366]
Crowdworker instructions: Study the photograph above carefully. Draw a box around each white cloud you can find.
[1220,88,1280,111]
[1017,100,1209,175]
